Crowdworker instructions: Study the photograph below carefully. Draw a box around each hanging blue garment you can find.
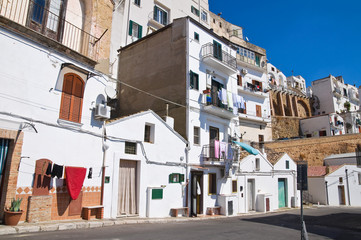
[0,139,9,175]
[233,141,259,155]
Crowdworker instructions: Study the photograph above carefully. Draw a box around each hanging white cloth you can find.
[197,181,201,195]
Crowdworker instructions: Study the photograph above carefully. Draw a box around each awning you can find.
[233,141,259,155]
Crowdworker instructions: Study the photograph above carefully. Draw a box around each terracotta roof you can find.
[308,166,326,177]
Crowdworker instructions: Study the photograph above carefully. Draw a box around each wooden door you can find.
[338,186,346,205]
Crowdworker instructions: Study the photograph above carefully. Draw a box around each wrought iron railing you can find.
[201,43,237,70]
[0,0,99,61]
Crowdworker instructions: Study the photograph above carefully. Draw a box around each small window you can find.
[286,160,290,169]
[134,0,140,6]
[237,75,242,86]
[194,32,199,42]
[154,5,168,25]
[319,130,327,137]
[209,173,217,195]
[144,123,154,143]
[255,158,260,171]
[190,71,199,90]
[339,177,343,184]
[169,173,185,183]
[213,18,216,24]
[201,10,208,22]
[219,22,222,28]
[129,20,142,39]
[358,173,361,185]
[232,180,237,193]
[194,126,200,145]
[191,6,200,16]
[125,142,137,154]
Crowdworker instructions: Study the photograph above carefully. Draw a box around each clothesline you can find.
[216,88,245,114]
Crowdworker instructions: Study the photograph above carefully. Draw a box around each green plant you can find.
[344,101,351,112]
[9,198,23,212]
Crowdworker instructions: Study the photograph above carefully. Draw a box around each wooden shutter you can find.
[243,102,247,114]
[59,73,84,123]
[256,105,262,117]
[129,20,133,36]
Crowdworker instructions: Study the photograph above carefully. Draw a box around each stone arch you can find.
[297,99,311,117]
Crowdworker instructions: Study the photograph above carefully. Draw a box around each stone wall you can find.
[27,195,52,223]
[272,116,300,139]
[265,133,361,166]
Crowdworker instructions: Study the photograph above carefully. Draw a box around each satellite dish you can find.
[105,85,117,99]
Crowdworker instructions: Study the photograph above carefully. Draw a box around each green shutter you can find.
[152,189,163,199]
[138,24,143,38]
[190,71,194,88]
[180,174,184,183]
[169,173,174,183]
[153,5,158,20]
[163,10,168,25]
[129,20,133,36]
[195,73,199,90]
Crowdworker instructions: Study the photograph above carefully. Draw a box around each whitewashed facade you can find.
[300,113,345,137]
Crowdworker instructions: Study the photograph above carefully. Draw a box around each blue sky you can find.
[208,0,361,88]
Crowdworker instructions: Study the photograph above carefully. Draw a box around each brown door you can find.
[256,105,262,117]
[266,198,270,212]
[27,0,67,41]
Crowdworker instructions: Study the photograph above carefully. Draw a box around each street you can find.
[2,207,361,240]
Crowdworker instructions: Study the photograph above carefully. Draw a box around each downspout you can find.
[125,0,131,45]
[100,122,108,206]
[345,168,351,206]
[325,181,329,205]
[185,17,191,215]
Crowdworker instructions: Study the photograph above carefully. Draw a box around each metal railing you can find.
[201,142,234,162]
[203,91,232,112]
[0,0,99,61]
[239,109,271,120]
[236,54,266,69]
[201,43,237,70]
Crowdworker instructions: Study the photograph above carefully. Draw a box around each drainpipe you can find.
[100,122,108,206]
[185,18,190,215]
[345,168,351,206]
[325,181,329,205]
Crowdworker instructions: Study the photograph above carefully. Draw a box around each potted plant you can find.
[4,197,23,226]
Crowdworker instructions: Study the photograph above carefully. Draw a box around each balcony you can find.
[201,142,234,164]
[236,54,266,72]
[202,91,237,119]
[238,109,271,123]
[0,0,100,62]
[201,43,237,75]
[238,82,268,98]
[333,87,342,98]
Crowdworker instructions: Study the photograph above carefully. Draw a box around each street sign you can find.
[297,161,308,190]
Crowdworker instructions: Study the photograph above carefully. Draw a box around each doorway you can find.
[338,186,346,205]
[191,171,203,216]
[278,178,287,208]
[118,160,138,216]
[247,179,255,211]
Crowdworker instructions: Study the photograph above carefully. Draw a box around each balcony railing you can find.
[202,91,237,119]
[201,142,234,162]
[239,109,271,121]
[236,54,266,70]
[0,0,100,61]
[201,43,237,74]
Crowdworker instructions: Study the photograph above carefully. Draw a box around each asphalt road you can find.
[2,206,361,240]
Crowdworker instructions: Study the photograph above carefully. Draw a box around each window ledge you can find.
[57,119,83,129]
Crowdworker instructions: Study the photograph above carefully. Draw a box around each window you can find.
[319,130,327,137]
[213,40,222,61]
[32,0,46,23]
[208,173,217,195]
[358,173,361,185]
[125,142,137,154]
[59,73,84,123]
[129,20,142,39]
[191,6,200,16]
[153,5,168,25]
[201,10,208,22]
[255,158,260,171]
[169,173,185,183]
[134,0,140,6]
[237,75,242,86]
[190,71,199,90]
[194,126,200,145]
[256,105,262,117]
[339,177,343,184]
[239,102,247,114]
[232,180,237,193]
[194,32,199,42]
[286,160,290,169]
[144,124,154,143]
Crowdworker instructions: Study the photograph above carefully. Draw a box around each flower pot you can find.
[4,210,23,226]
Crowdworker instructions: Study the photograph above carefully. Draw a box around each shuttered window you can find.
[208,173,217,195]
[213,40,222,61]
[129,20,143,39]
[59,73,84,123]
[256,105,262,117]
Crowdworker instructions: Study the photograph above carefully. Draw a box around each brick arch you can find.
[297,99,311,117]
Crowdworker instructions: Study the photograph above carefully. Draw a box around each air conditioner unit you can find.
[241,69,248,75]
[94,103,111,120]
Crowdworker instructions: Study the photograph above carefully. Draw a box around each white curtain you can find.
[118,160,137,215]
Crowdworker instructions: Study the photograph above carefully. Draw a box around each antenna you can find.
[245,37,249,42]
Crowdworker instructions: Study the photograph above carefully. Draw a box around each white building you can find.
[308,165,361,206]
[109,0,210,77]
[300,113,345,137]
[267,63,287,91]
[286,75,307,95]
[104,110,188,218]
[210,12,272,143]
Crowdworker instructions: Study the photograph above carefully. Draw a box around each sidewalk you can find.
[0,207,300,236]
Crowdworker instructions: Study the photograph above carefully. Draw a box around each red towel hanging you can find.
[65,166,87,200]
